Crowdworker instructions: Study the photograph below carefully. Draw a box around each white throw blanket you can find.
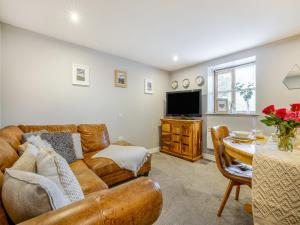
[91,145,150,176]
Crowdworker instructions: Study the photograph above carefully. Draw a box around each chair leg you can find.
[235,185,240,201]
[217,180,234,217]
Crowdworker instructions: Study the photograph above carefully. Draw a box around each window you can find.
[214,63,256,113]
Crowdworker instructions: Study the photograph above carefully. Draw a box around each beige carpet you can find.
[150,153,253,225]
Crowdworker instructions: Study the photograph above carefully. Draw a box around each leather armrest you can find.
[112,140,133,146]
[18,177,162,225]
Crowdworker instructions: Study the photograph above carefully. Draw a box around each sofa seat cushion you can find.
[83,151,122,177]
[83,152,152,186]
[69,160,108,195]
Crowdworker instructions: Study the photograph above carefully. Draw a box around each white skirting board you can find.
[203,153,215,161]
[148,147,160,154]
[149,147,215,161]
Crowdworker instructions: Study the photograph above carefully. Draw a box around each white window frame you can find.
[214,62,256,113]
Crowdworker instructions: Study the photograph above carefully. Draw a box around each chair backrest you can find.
[211,126,233,177]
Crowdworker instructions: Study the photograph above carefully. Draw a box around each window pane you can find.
[234,64,256,112]
[217,91,233,110]
[235,64,256,87]
[235,91,256,112]
[217,72,232,92]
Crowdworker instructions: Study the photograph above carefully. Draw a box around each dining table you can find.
[223,136,300,225]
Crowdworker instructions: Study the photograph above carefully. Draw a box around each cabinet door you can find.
[181,124,193,157]
[182,124,193,136]
[181,144,192,157]
[172,142,181,154]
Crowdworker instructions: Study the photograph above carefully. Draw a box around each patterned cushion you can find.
[39,133,82,163]
[36,148,84,202]
[225,162,252,178]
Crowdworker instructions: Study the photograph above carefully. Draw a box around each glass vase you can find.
[276,126,296,151]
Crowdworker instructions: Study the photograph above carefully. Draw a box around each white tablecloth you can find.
[252,143,300,225]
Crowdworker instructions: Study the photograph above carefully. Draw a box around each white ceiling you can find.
[1,0,300,71]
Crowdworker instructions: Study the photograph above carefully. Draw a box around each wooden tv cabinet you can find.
[160,118,202,162]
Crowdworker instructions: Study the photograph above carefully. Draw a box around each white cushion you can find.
[12,143,39,172]
[2,169,70,224]
[36,148,84,202]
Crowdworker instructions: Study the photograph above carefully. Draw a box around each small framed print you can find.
[144,79,153,94]
[216,98,228,113]
[115,70,127,88]
[72,64,89,86]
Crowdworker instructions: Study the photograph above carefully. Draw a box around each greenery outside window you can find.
[214,63,256,113]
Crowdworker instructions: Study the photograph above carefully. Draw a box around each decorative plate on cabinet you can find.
[182,78,190,89]
[171,80,178,89]
[195,75,205,87]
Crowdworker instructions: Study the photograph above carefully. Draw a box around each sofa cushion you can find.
[83,151,122,177]
[39,133,78,163]
[19,124,77,133]
[12,143,38,172]
[77,124,110,153]
[2,169,70,224]
[0,138,19,172]
[69,160,108,195]
[0,126,24,151]
[37,148,84,202]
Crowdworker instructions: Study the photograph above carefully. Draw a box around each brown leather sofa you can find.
[0,124,163,225]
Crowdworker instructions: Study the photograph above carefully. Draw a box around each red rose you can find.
[284,112,297,121]
[275,108,287,119]
[262,105,275,115]
[290,104,300,112]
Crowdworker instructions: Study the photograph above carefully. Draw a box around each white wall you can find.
[171,35,300,151]
[1,24,170,148]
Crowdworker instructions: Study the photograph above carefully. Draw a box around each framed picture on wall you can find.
[144,79,153,94]
[115,70,127,88]
[72,64,90,86]
[215,98,228,113]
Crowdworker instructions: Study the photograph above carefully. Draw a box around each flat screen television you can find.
[166,90,202,117]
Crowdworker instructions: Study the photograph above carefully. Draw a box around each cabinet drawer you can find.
[162,133,171,142]
[172,134,181,143]
[162,123,171,133]
[172,143,181,154]
[172,125,181,135]
[182,124,192,136]
[182,144,192,156]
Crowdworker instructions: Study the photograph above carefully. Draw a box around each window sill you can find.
[205,112,259,117]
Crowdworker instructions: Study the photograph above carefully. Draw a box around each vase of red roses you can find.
[261,104,300,151]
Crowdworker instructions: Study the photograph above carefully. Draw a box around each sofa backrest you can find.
[19,124,78,133]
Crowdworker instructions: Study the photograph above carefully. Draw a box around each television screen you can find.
[166,90,202,116]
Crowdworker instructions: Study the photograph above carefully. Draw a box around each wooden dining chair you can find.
[211,126,252,217]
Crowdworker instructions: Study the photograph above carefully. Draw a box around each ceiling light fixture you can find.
[173,55,178,62]
[70,11,79,23]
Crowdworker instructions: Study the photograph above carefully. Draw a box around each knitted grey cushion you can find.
[40,133,78,164]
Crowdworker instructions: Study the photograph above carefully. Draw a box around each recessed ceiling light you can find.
[70,11,79,23]
[173,55,178,62]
